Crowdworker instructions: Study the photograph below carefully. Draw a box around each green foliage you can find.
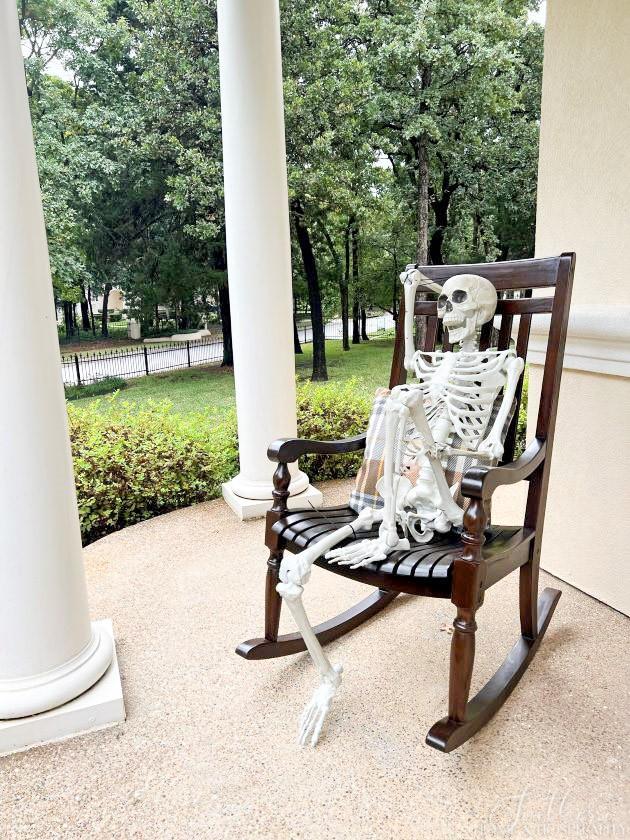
[296,379,371,480]
[23,0,544,357]
[67,378,371,543]
[515,368,529,458]
[66,343,529,543]
[68,397,238,544]
[65,377,127,401]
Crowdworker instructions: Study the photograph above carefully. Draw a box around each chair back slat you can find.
[414,296,553,317]
[410,256,561,290]
[479,321,493,351]
[423,316,439,352]
[497,314,513,351]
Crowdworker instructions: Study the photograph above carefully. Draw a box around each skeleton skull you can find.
[437,274,497,345]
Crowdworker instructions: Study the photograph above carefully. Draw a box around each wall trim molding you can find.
[524,304,630,378]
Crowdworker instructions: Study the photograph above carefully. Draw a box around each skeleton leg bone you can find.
[327,394,411,568]
[276,507,381,746]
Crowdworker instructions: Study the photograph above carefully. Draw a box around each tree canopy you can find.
[20,0,543,377]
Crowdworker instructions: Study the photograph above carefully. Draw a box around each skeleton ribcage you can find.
[411,350,512,450]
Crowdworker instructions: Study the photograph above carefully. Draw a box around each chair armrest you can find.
[267,433,367,464]
[460,438,547,502]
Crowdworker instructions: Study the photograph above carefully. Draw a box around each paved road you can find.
[61,313,395,386]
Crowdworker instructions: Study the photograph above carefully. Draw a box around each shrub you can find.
[296,379,371,481]
[68,398,238,544]
[68,380,372,544]
[65,377,127,401]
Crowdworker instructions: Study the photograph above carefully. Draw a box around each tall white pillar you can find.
[0,3,123,751]
[217,0,322,519]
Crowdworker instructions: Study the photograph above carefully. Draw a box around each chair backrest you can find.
[389,254,576,467]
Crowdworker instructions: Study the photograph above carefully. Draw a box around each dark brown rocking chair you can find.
[237,254,575,752]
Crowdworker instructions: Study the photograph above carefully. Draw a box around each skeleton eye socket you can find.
[451,289,468,304]
[437,295,448,308]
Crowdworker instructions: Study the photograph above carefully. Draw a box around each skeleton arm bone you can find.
[478,355,525,460]
[400,387,465,527]
[401,268,443,371]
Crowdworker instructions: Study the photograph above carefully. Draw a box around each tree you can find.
[366,0,543,265]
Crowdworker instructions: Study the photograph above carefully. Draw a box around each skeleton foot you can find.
[326,536,410,569]
[298,664,343,747]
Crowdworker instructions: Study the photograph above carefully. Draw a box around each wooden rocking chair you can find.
[237,254,575,752]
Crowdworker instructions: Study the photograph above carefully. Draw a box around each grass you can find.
[65,376,127,401]
[70,337,395,416]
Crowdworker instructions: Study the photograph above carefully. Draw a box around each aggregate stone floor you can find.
[1,480,628,840]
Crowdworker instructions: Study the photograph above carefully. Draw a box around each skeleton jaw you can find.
[443,313,477,346]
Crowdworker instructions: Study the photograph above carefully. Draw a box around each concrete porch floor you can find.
[1,480,628,839]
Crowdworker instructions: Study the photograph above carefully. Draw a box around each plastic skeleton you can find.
[277,268,524,746]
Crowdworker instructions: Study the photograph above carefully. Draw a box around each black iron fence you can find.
[62,337,224,386]
[61,312,395,387]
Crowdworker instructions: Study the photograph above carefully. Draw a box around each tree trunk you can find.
[218,282,233,367]
[101,283,112,337]
[361,307,369,341]
[87,286,96,335]
[429,172,457,266]
[80,286,90,331]
[352,297,360,344]
[291,199,327,381]
[321,221,349,351]
[293,315,303,354]
[416,136,429,265]
[63,301,73,338]
[351,222,361,344]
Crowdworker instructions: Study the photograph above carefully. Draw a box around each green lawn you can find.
[71,337,395,416]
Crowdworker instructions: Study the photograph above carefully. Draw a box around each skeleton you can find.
[277,266,524,746]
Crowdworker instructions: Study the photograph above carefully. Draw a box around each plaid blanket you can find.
[349,387,516,514]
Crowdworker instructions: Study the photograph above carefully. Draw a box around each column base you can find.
[222,479,323,520]
[0,620,125,756]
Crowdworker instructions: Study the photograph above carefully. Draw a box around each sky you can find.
[529,1,547,25]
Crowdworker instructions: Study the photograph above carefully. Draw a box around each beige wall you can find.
[532,0,630,615]
[537,0,630,306]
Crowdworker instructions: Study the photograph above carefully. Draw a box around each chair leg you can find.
[264,552,283,642]
[519,545,539,640]
[447,605,477,723]
[426,587,561,752]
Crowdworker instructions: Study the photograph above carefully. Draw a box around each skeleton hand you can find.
[299,664,343,747]
[478,436,504,461]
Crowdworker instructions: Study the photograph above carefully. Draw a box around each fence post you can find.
[143,345,149,375]
[186,340,191,367]
[74,354,81,387]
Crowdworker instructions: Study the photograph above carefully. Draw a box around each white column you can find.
[0,3,123,746]
[217,0,322,519]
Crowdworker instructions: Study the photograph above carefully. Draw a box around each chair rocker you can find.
[237,254,575,752]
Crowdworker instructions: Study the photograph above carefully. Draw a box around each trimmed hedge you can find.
[68,380,370,544]
[68,375,527,545]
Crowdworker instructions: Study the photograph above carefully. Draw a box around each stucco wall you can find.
[532,0,630,614]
